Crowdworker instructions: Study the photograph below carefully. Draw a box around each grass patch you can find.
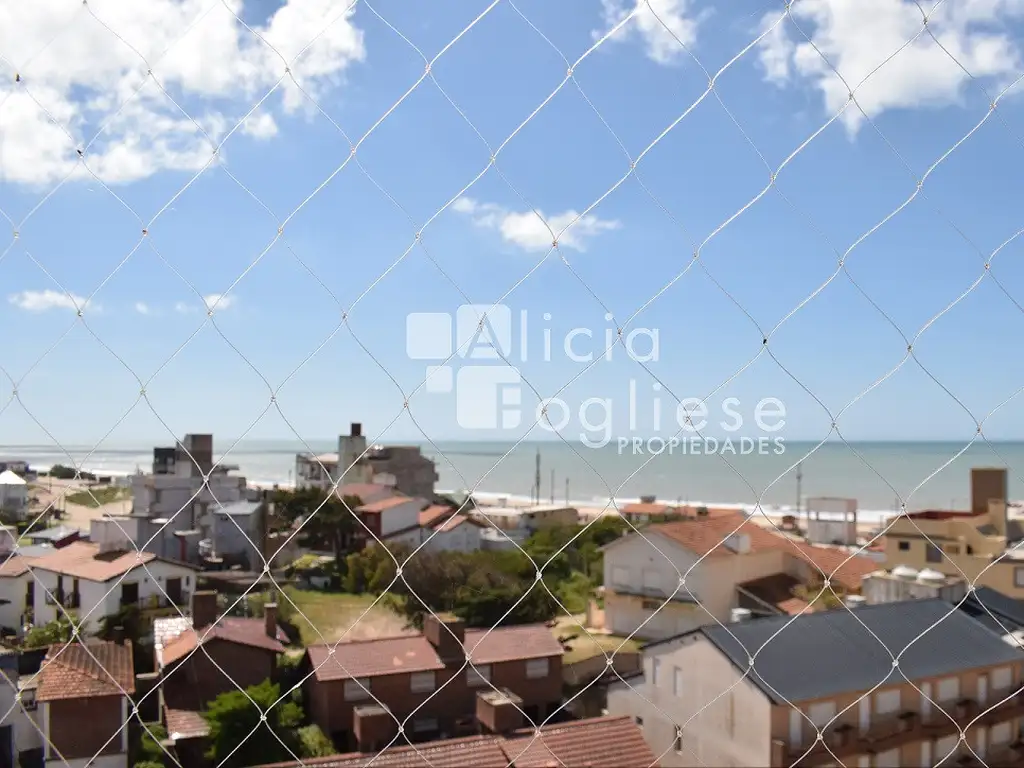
[64,486,130,508]
[282,587,408,645]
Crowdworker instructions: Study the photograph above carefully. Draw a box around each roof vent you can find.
[917,568,946,585]
[730,607,752,624]
[891,565,919,581]
[844,595,867,610]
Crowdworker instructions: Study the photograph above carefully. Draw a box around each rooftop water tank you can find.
[917,568,946,585]
[730,607,753,624]
[892,564,919,581]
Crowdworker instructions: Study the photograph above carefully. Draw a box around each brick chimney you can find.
[192,590,219,628]
[423,613,465,665]
[264,603,278,639]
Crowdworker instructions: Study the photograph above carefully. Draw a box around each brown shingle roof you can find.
[165,708,210,741]
[418,505,454,528]
[29,540,192,582]
[502,715,658,767]
[307,624,563,681]
[160,617,287,667]
[254,716,656,768]
[788,541,878,591]
[37,641,135,701]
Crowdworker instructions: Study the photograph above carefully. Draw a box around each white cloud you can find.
[0,0,365,186]
[9,289,90,312]
[134,301,150,315]
[241,112,279,139]
[176,294,236,313]
[453,197,620,253]
[594,0,700,65]
[757,0,1024,133]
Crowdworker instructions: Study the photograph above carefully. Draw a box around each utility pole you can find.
[535,449,542,506]
[796,462,803,526]
[550,469,555,504]
[565,478,570,506]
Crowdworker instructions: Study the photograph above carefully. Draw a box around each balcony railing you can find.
[781,691,1024,767]
[44,593,80,609]
[121,593,189,612]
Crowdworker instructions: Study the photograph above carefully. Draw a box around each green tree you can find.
[204,681,302,768]
[272,488,360,563]
[297,725,334,758]
[136,724,168,766]
[95,604,154,671]
[23,616,78,649]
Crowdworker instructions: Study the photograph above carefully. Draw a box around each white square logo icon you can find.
[406,312,452,360]
[456,366,522,429]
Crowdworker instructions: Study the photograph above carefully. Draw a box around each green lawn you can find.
[282,587,409,645]
[64,486,130,508]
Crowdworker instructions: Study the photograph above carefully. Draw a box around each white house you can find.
[28,541,199,632]
[0,553,43,631]
[0,471,28,520]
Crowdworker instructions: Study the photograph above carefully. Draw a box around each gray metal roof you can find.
[702,598,1024,705]
[213,500,261,516]
[26,525,81,542]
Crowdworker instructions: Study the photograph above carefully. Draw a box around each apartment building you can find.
[609,599,1024,767]
[37,641,135,768]
[295,423,438,498]
[302,614,564,750]
[600,512,878,640]
[885,467,1024,597]
[472,504,579,551]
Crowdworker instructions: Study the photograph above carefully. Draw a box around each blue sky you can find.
[3,0,1024,447]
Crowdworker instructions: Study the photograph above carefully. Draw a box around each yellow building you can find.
[884,467,1024,596]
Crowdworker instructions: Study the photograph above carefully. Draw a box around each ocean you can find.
[4,439,1024,524]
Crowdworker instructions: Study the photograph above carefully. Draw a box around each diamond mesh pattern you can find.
[0,2,1023,768]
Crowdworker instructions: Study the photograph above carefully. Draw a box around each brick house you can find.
[37,640,135,768]
[303,614,564,750]
[154,591,287,750]
[253,715,658,767]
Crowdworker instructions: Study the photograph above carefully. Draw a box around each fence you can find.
[2,1,1024,768]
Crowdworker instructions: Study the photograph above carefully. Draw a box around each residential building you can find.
[416,505,484,552]
[861,565,969,606]
[8,650,44,768]
[601,512,878,640]
[27,540,198,632]
[130,434,249,562]
[472,505,579,551]
[804,497,858,546]
[608,599,1024,767]
[302,613,564,750]
[958,585,1024,635]
[0,649,18,768]
[0,461,30,477]
[154,590,287,744]
[295,424,438,498]
[22,525,81,549]
[37,640,135,768]
[884,466,1024,597]
[619,501,683,523]
[207,499,266,569]
[0,471,28,521]
[253,715,658,768]
[0,552,44,631]
[353,495,428,545]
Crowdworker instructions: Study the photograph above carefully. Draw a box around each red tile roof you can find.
[433,514,480,532]
[37,641,136,702]
[357,496,419,513]
[418,505,454,527]
[649,514,876,590]
[254,716,657,768]
[29,540,195,582]
[307,624,563,681]
[0,554,38,577]
[165,708,210,741]
[160,617,287,666]
[503,716,658,767]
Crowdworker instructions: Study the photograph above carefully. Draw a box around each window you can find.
[20,689,36,712]
[343,678,371,701]
[991,666,1013,692]
[936,677,960,703]
[1016,566,1024,588]
[926,544,943,564]
[611,566,630,588]
[467,665,491,688]
[410,671,435,693]
[990,722,1012,746]
[413,717,438,733]
[673,726,683,754]
[641,599,660,611]
[673,666,683,696]
[651,658,661,686]
[898,540,910,551]
[525,658,550,679]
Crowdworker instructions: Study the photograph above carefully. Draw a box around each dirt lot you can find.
[283,588,413,645]
[26,476,132,531]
